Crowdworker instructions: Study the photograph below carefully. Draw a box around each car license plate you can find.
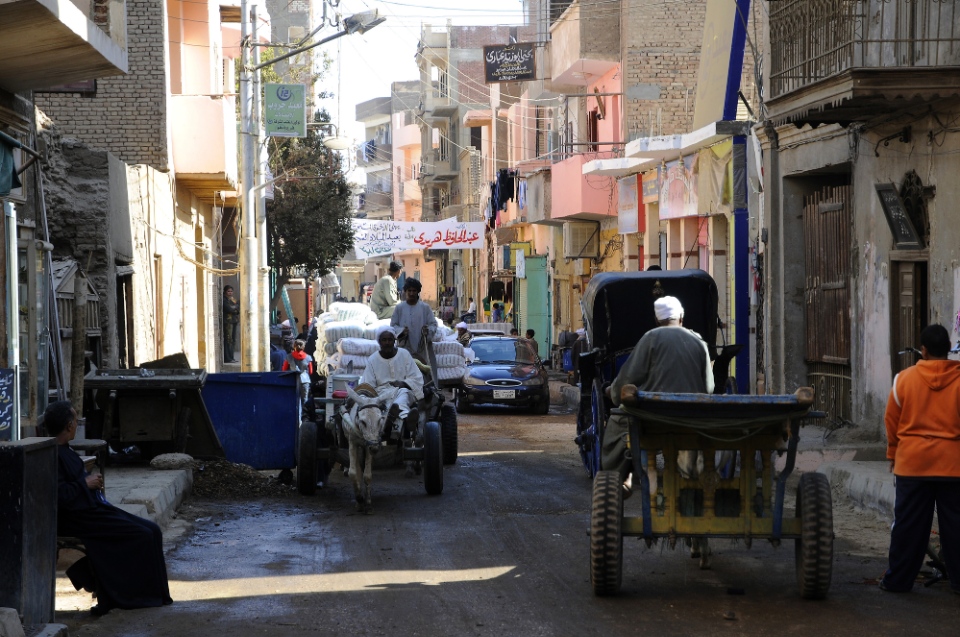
[493,389,516,399]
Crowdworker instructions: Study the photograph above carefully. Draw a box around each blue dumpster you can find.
[201,372,300,470]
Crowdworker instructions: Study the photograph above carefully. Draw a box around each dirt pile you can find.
[191,459,297,498]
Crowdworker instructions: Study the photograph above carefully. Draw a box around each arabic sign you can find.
[265,83,307,138]
[617,175,640,234]
[352,219,486,260]
[483,43,537,83]
[0,368,13,441]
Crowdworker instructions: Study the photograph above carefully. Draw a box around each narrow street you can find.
[57,407,955,637]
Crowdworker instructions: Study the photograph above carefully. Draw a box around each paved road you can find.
[59,407,957,636]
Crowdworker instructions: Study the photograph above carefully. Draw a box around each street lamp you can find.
[238,4,383,371]
[308,122,352,151]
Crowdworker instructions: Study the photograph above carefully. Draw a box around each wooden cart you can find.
[590,386,833,600]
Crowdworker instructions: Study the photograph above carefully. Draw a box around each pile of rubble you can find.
[191,459,298,498]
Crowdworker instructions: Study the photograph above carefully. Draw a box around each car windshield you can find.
[471,339,537,364]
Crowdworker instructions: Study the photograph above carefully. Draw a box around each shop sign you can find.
[265,83,307,138]
[483,43,537,83]
[641,170,659,204]
[617,175,641,234]
[658,155,699,219]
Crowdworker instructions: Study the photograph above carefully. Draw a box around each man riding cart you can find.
[357,330,423,442]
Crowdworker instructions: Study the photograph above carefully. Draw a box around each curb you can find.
[548,381,580,410]
[818,460,896,520]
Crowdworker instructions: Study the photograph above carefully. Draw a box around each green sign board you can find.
[265,83,307,138]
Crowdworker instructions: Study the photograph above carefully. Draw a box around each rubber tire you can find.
[422,420,444,495]
[590,470,624,596]
[297,420,318,496]
[535,392,550,415]
[440,403,458,465]
[455,391,472,413]
[175,407,191,454]
[795,472,834,599]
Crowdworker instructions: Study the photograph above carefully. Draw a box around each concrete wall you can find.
[34,0,171,170]
[763,103,960,439]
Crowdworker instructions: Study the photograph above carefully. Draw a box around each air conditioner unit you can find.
[563,221,600,259]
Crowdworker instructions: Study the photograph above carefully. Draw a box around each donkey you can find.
[342,387,389,514]
[676,449,735,570]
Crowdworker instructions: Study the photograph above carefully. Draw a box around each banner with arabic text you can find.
[351,219,486,260]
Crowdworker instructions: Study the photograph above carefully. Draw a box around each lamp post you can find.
[237,2,382,371]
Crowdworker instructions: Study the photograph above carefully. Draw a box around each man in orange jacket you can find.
[881,323,960,594]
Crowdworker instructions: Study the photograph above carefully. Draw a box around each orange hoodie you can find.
[884,359,960,477]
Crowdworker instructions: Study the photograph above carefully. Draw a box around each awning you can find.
[583,120,753,178]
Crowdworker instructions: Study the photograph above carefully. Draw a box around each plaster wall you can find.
[764,106,960,438]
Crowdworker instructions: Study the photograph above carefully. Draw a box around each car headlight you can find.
[463,374,485,386]
[522,375,545,386]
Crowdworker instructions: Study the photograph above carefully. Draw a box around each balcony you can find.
[395,123,421,150]
[170,94,238,200]
[0,0,128,91]
[550,154,612,221]
[767,0,960,125]
[549,0,619,88]
[420,149,457,183]
[525,169,556,225]
[402,178,421,203]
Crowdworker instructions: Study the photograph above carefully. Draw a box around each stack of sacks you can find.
[362,319,394,341]
[432,340,467,381]
[314,317,366,375]
[329,302,377,325]
[334,337,379,374]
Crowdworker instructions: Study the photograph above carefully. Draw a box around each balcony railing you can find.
[770,0,960,99]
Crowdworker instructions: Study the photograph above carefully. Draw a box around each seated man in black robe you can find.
[44,400,173,616]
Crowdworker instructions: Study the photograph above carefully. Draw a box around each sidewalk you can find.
[103,464,194,528]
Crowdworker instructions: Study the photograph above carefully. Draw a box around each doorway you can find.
[890,260,928,374]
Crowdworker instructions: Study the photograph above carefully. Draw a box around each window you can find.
[470,126,482,151]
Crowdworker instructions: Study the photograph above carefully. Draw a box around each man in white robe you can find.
[360,330,424,438]
[391,278,437,363]
[370,261,402,319]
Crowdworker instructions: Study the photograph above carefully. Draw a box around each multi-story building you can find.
[1,0,129,438]
[758,0,960,434]
[32,0,271,375]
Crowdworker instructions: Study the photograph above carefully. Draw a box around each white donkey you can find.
[341,386,389,514]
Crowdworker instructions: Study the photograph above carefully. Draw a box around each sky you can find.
[311,0,527,176]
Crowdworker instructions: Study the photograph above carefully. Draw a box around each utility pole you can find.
[239,0,260,371]
[236,5,384,373]
[252,5,271,368]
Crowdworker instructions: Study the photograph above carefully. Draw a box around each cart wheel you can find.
[590,470,624,596]
[795,472,833,599]
[297,420,318,496]
[439,403,458,465]
[422,420,443,495]
[175,407,191,454]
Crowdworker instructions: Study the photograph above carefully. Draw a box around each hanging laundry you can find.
[517,180,527,210]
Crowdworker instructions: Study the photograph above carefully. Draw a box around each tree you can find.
[266,127,354,309]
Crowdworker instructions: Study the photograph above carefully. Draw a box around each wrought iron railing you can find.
[770,0,960,99]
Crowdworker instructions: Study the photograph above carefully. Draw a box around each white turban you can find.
[455,322,468,330]
[654,296,684,322]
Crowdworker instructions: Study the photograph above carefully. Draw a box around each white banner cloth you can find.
[352,219,486,259]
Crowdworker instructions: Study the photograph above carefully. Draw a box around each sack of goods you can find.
[336,338,379,357]
[432,338,467,382]
[337,354,369,373]
[433,317,454,342]
[329,301,377,325]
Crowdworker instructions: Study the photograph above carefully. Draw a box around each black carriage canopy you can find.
[580,269,719,357]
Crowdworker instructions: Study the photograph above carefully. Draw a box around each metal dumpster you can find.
[201,372,300,473]
[86,366,223,459]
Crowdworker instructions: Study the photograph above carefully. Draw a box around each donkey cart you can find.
[590,386,834,600]
[296,339,458,498]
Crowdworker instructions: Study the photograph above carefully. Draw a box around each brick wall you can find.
[34,0,170,171]
[622,0,708,139]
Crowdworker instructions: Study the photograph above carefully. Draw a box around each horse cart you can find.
[575,270,742,478]
[295,338,459,500]
[577,270,833,599]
